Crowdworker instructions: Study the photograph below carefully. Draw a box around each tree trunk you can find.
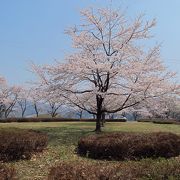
[34,103,39,117]
[95,95,103,132]
[51,111,57,118]
[21,105,26,118]
[79,111,83,119]
[95,112,102,132]
[101,112,106,127]
[4,111,9,118]
[21,109,26,118]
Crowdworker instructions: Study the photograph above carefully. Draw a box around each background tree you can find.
[29,88,43,117]
[0,77,7,118]
[0,77,21,118]
[30,64,65,118]
[141,96,180,120]
[17,87,29,117]
[4,86,21,118]
[46,94,64,118]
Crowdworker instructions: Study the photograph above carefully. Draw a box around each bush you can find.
[48,162,120,180]
[0,164,17,180]
[48,159,180,180]
[0,129,48,162]
[77,132,180,160]
[127,159,180,180]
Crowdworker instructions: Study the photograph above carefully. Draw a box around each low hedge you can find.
[0,118,126,123]
[48,159,180,180]
[137,119,180,124]
[0,129,48,162]
[0,164,17,180]
[77,132,180,160]
[137,119,154,123]
[153,120,180,125]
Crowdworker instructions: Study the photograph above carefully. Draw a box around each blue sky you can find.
[0,0,179,85]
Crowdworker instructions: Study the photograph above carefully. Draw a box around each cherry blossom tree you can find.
[0,76,7,118]
[4,86,21,118]
[76,108,84,119]
[46,93,64,118]
[16,87,30,117]
[69,105,84,119]
[142,96,180,120]
[30,64,66,118]
[0,77,21,118]
[28,87,44,117]
[32,7,179,132]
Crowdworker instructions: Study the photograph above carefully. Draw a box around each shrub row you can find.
[0,164,17,180]
[137,119,155,123]
[48,159,180,180]
[0,118,79,123]
[0,129,48,162]
[153,120,180,124]
[0,118,126,123]
[77,132,180,160]
[137,119,180,124]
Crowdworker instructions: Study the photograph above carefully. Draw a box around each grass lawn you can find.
[1,121,180,180]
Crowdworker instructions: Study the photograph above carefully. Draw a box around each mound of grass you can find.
[0,129,48,162]
[0,164,17,180]
[77,132,180,160]
[48,158,180,180]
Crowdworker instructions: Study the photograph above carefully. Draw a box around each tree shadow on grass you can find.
[39,127,94,146]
